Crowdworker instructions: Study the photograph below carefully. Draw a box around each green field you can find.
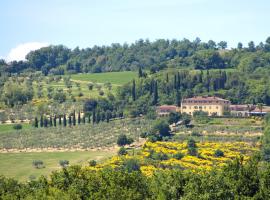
[70,71,137,85]
[0,123,32,134]
[0,151,115,181]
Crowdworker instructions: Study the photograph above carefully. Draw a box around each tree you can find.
[217,41,227,49]
[32,160,44,169]
[117,134,134,146]
[13,124,22,130]
[40,116,44,127]
[187,138,198,156]
[237,42,243,50]
[248,41,256,52]
[89,160,97,166]
[151,120,170,137]
[53,115,57,127]
[63,114,67,127]
[34,117,38,128]
[59,160,69,168]
[214,149,224,157]
[59,116,62,126]
[176,90,181,107]
[132,79,136,101]
[49,116,53,127]
[68,115,72,127]
[152,81,158,105]
[138,66,143,78]
[118,146,128,155]
[78,112,81,124]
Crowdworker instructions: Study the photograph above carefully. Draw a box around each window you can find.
[194,106,198,109]
[199,106,202,109]
[216,106,218,109]
[183,106,187,109]
[209,106,211,109]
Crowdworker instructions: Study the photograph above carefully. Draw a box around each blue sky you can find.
[1,0,270,61]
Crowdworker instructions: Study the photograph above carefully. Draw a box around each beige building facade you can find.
[181,96,230,116]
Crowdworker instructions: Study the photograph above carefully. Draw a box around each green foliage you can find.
[214,149,225,157]
[88,160,97,167]
[118,147,128,155]
[13,124,22,130]
[173,152,184,160]
[2,155,269,199]
[151,120,170,137]
[32,160,44,169]
[122,159,141,172]
[117,134,134,146]
[59,160,69,168]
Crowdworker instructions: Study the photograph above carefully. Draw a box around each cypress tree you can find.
[49,116,53,127]
[206,70,210,92]
[96,111,101,123]
[92,110,96,124]
[153,81,158,105]
[166,73,169,83]
[176,90,181,107]
[177,72,181,89]
[174,74,177,89]
[34,117,38,128]
[82,115,86,124]
[63,114,67,127]
[44,117,48,128]
[73,115,76,126]
[53,115,57,127]
[138,66,143,78]
[88,114,91,123]
[68,115,72,127]
[40,116,43,127]
[106,110,111,123]
[150,79,154,95]
[132,79,136,101]
[78,112,81,125]
[59,116,62,126]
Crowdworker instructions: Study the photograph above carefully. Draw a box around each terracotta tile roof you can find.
[182,96,230,105]
[157,105,177,112]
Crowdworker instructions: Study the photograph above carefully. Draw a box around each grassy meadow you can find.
[70,71,137,85]
[0,123,32,134]
[0,150,115,181]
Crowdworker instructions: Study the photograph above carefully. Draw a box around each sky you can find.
[1,0,270,61]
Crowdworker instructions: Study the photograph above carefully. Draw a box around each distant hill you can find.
[1,37,270,75]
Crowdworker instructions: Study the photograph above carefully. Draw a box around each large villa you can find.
[157,96,269,117]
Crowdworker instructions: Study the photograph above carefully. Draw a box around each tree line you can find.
[1,37,270,75]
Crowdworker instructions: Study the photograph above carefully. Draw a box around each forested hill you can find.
[1,37,270,75]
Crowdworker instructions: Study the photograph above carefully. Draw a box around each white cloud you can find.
[6,42,49,62]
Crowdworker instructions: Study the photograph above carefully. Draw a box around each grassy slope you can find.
[70,71,137,85]
[0,124,32,134]
[0,151,115,181]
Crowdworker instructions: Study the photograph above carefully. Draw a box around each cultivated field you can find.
[0,150,115,181]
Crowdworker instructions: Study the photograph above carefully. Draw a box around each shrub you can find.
[32,160,44,169]
[151,120,170,137]
[13,124,22,130]
[150,151,169,161]
[117,134,134,146]
[173,153,184,160]
[89,160,97,167]
[140,132,148,138]
[59,160,69,168]
[191,131,202,137]
[118,147,128,155]
[122,159,140,172]
[214,149,224,157]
